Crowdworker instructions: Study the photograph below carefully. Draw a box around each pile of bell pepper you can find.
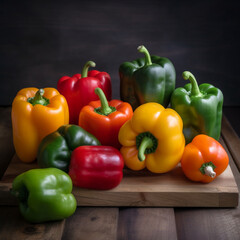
[11,45,229,223]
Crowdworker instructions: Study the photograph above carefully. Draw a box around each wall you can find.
[0,0,239,105]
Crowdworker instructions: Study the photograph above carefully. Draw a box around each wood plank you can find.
[223,107,240,137]
[0,148,238,207]
[221,115,240,172]
[117,208,178,240]
[0,109,238,208]
[0,155,39,205]
[62,208,118,240]
[0,206,65,240]
[0,107,15,178]
[174,138,240,240]
[175,207,240,240]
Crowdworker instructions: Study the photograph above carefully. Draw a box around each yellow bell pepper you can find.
[118,102,185,173]
[12,87,69,163]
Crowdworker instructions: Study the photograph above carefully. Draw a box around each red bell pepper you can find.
[78,87,133,149]
[57,61,112,124]
[68,146,124,190]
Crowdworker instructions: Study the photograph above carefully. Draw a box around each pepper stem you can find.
[204,166,216,178]
[138,136,153,162]
[81,61,96,78]
[199,161,216,178]
[137,45,152,66]
[182,71,203,97]
[27,89,49,106]
[94,88,116,116]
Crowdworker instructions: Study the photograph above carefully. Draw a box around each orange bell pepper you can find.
[118,102,185,173]
[181,134,229,183]
[79,87,133,149]
[12,88,69,163]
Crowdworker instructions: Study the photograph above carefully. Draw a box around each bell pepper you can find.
[181,134,229,183]
[119,45,176,109]
[11,88,69,163]
[37,124,101,172]
[57,61,112,124]
[170,71,223,144]
[69,146,124,190]
[11,168,77,223]
[78,87,133,149]
[118,102,185,173]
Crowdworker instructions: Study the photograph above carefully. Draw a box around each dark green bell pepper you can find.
[119,45,176,109]
[170,71,223,144]
[11,168,77,223]
[37,124,100,172]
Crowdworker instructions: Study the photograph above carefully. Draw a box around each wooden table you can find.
[0,106,240,240]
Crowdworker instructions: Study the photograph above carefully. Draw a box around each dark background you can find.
[0,0,240,106]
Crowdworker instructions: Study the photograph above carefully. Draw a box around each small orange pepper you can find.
[181,134,229,183]
[12,88,69,163]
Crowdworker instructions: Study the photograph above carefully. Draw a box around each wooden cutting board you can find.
[0,147,238,207]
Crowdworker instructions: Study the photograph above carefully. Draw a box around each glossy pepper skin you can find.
[11,168,77,223]
[181,135,229,183]
[57,61,112,124]
[69,146,124,190]
[79,87,133,149]
[119,45,176,109]
[171,71,223,144]
[12,88,69,163]
[118,102,185,173]
[37,124,101,172]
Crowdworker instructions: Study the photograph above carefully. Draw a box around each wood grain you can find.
[0,108,240,239]
[117,208,178,240]
[175,138,240,240]
[1,149,238,207]
[0,206,65,240]
[221,115,240,172]
[0,107,15,178]
[62,208,119,240]
[175,207,240,240]
[0,112,239,212]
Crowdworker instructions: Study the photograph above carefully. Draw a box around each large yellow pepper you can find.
[118,102,185,173]
[12,87,69,163]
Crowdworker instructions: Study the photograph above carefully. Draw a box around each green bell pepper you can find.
[119,45,176,109]
[170,71,223,144]
[37,124,100,172]
[11,168,77,223]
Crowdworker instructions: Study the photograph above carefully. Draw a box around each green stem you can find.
[94,88,116,116]
[138,137,153,162]
[27,89,49,106]
[137,45,152,66]
[81,61,96,78]
[182,71,203,97]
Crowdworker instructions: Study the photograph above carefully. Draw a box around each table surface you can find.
[1,106,240,240]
